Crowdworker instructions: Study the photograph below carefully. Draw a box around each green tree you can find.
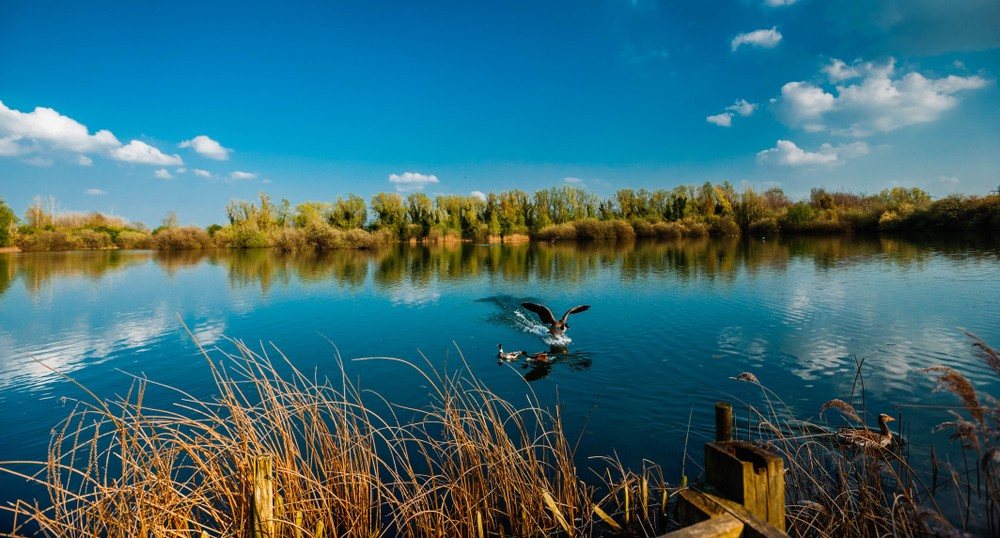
[371,192,407,234]
[329,194,367,229]
[406,193,434,238]
[0,197,18,247]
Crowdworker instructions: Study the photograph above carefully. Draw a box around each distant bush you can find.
[707,215,740,236]
[748,218,779,236]
[679,217,709,237]
[214,225,273,249]
[116,230,153,249]
[76,229,113,249]
[274,228,308,251]
[18,230,84,251]
[533,223,576,242]
[153,226,213,250]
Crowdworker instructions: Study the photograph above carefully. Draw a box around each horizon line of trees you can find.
[1,182,998,251]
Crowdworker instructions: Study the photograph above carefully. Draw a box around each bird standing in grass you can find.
[837,413,896,450]
[521,302,590,337]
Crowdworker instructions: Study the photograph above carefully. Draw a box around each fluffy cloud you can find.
[193,169,212,177]
[77,155,93,166]
[0,136,23,156]
[154,168,174,180]
[0,100,120,154]
[564,177,584,184]
[706,113,733,127]
[727,99,757,116]
[731,27,782,51]
[756,139,869,166]
[707,99,757,127]
[179,135,231,160]
[470,190,487,201]
[112,140,183,166]
[25,156,53,167]
[229,171,256,180]
[779,58,989,135]
[389,171,439,192]
[85,188,107,196]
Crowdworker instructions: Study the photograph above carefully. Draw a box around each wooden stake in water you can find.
[715,402,733,442]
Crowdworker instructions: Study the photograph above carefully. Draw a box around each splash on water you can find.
[512,310,572,347]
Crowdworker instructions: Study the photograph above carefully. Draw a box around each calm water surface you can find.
[1,236,999,512]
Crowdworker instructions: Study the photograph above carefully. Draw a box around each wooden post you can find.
[715,402,733,442]
[253,455,275,538]
[704,441,785,532]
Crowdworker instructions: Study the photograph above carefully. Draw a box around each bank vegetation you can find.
[1,183,998,252]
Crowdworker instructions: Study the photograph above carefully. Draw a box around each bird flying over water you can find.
[521,302,590,337]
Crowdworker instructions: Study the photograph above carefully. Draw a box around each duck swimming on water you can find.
[521,302,590,337]
[524,351,550,363]
[497,344,523,361]
[837,413,896,450]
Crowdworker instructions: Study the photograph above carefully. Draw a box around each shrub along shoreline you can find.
[1,184,997,252]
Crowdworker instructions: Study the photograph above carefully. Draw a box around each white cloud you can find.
[193,169,212,177]
[731,27,782,51]
[822,59,861,82]
[756,139,869,167]
[179,135,231,160]
[779,81,836,129]
[564,177,584,184]
[77,155,93,166]
[154,168,175,180]
[261,178,272,184]
[229,171,256,180]
[0,100,120,154]
[0,136,25,156]
[706,113,733,127]
[175,167,187,174]
[779,58,989,135]
[24,156,53,167]
[111,140,183,166]
[726,99,757,117]
[389,171,439,192]
[85,188,107,196]
[707,99,756,127]
[470,190,487,201]
[764,0,797,5]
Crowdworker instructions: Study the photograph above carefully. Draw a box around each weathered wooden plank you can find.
[704,441,785,532]
[665,513,744,538]
[253,455,274,538]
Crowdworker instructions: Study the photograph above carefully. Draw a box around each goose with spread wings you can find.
[521,302,590,337]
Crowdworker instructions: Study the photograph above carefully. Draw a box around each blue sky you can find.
[1,0,998,225]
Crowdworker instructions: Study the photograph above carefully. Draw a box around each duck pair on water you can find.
[497,345,549,363]
[497,302,591,364]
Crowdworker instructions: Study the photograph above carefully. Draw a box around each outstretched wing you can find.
[521,302,558,325]
[560,305,590,322]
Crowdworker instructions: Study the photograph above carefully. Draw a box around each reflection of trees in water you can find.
[0,235,996,300]
[1,251,152,296]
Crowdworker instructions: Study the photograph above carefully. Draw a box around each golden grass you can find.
[0,337,674,536]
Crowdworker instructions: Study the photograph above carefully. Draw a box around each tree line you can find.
[1,182,998,251]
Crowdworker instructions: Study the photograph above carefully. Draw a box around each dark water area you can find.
[1,235,999,524]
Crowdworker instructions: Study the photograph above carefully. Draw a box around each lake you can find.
[1,235,999,521]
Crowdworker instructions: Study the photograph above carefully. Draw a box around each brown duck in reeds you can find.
[521,302,590,337]
[837,413,895,450]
